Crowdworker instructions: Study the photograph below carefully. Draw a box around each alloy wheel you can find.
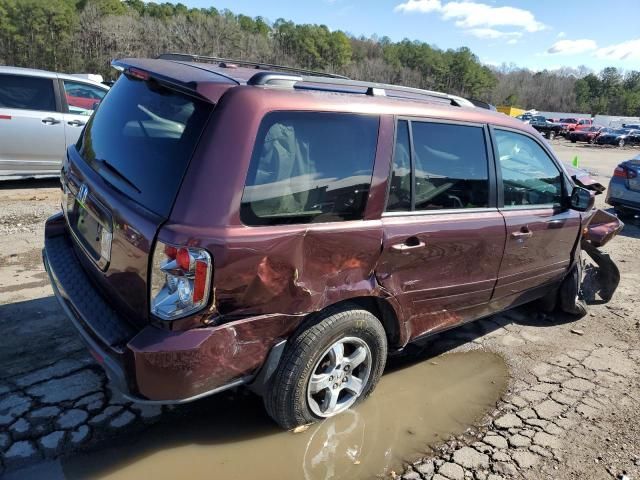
[306,337,372,418]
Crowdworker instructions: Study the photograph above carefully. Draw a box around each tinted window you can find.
[63,80,107,116]
[77,74,212,217]
[494,130,562,208]
[0,74,56,111]
[412,122,489,210]
[241,112,379,225]
[387,120,411,212]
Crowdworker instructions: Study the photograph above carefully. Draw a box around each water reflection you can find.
[64,351,507,480]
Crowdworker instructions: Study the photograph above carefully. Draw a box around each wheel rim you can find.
[306,337,372,418]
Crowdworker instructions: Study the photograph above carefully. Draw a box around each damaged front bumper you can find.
[581,209,624,303]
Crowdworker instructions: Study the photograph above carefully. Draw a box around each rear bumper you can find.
[606,180,640,211]
[44,213,302,403]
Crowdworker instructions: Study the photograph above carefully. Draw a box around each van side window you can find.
[494,129,562,208]
[0,74,56,112]
[386,120,411,212]
[241,112,379,226]
[411,122,489,210]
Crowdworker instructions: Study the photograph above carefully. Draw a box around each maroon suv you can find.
[43,54,619,429]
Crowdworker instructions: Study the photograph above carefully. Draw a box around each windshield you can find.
[77,74,212,217]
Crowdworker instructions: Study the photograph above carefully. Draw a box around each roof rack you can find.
[248,72,469,107]
[157,52,349,80]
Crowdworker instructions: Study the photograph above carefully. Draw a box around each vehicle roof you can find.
[113,57,534,133]
[0,65,108,88]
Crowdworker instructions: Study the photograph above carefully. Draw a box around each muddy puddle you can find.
[64,350,508,480]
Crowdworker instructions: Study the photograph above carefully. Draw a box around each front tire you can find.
[264,304,387,429]
[618,138,625,148]
[548,131,556,141]
[559,260,588,316]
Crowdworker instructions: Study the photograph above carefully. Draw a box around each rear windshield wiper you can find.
[95,158,142,194]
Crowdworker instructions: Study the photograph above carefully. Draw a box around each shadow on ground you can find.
[0,178,59,191]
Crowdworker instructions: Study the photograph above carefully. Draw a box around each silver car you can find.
[0,66,109,180]
[606,154,640,215]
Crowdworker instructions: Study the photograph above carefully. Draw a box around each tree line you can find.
[0,0,638,116]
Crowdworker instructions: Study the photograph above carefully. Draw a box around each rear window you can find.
[77,74,212,217]
[0,74,56,111]
[241,112,379,225]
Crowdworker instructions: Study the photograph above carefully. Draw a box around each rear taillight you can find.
[150,241,212,321]
[613,166,627,178]
[613,165,637,179]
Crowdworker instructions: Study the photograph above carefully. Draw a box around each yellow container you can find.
[497,106,526,117]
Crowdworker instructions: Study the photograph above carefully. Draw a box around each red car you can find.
[560,117,593,133]
[568,126,604,144]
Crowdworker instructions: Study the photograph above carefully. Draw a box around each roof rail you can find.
[248,71,467,107]
[157,52,349,80]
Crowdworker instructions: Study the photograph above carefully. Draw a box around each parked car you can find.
[530,116,564,140]
[606,155,640,215]
[43,54,622,429]
[559,118,593,133]
[596,128,640,147]
[568,126,605,144]
[0,66,109,180]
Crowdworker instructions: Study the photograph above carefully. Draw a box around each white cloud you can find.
[557,31,566,38]
[466,28,522,40]
[595,38,640,61]
[547,39,597,55]
[394,0,545,33]
[394,0,442,13]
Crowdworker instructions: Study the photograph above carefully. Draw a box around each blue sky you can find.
[174,0,640,72]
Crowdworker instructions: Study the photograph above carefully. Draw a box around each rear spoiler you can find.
[111,58,236,103]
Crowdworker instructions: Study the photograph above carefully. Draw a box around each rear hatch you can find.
[61,71,214,327]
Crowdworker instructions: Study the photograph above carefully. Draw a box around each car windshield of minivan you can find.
[77,74,212,217]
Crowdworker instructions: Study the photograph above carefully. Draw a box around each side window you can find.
[0,74,56,111]
[387,120,411,212]
[241,112,379,226]
[412,122,489,210]
[494,129,562,208]
[63,80,107,116]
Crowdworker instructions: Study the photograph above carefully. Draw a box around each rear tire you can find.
[264,304,387,429]
[618,138,625,148]
[571,138,577,143]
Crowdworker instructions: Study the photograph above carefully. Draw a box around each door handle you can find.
[41,117,61,125]
[511,227,533,239]
[546,219,564,228]
[67,119,86,127]
[391,236,426,252]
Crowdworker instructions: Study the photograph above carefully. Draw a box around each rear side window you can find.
[0,74,56,111]
[77,74,212,217]
[241,112,379,225]
[386,120,490,211]
[63,80,107,116]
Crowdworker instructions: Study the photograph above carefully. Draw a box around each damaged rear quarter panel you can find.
[213,220,386,316]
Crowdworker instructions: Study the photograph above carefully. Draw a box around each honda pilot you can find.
[43,54,621,429]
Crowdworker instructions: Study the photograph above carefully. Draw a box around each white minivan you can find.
[0,66,109,180]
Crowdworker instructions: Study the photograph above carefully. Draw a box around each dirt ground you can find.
[0,140,639,479]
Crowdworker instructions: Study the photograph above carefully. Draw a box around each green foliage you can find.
[0,0,635,114]
[574,69,640,116]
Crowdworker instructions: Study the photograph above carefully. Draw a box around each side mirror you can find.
[570,186,595,212]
